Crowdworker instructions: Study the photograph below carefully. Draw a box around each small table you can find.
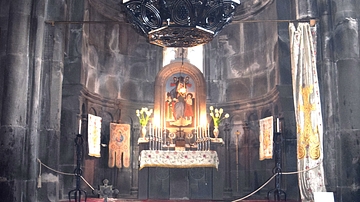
[139,150,219,170]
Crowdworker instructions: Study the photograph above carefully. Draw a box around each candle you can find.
[276,118,280,133]
[150,123,152,137]
[157,126,159,139]
[197,126,199,138]
[207,123,210,137]
[78,119,81,134]
[279,121,282,133]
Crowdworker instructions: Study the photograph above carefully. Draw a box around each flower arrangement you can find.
[209,106,229,127]
[136,107,153,126]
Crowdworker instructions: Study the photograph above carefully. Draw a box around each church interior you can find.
[0,0,360,202]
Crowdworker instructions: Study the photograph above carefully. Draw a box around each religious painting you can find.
[165,73,195,128]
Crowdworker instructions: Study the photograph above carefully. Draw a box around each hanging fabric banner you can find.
[88,114,102,157]
[289,22,326,201]
[109,123,131,168]
[259,116,273,160]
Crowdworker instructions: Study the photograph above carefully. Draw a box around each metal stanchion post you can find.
[267,131,286,201]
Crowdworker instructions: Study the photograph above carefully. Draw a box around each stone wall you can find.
[1,0,360,201]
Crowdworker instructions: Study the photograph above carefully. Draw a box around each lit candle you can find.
[78,119,81,134]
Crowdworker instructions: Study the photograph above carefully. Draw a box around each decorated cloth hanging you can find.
[289,22,326,201]
[88,114,102,157]
[108,123,131,168]
[259,116,273,160]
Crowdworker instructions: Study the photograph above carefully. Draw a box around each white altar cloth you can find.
[139,150,219,170]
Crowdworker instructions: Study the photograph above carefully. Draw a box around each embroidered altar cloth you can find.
[139,150,219,170]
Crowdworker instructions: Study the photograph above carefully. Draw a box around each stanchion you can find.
[68,133,87,202]
[267,131,286,201]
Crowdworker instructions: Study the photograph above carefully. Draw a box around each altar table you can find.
[139,150,219,170]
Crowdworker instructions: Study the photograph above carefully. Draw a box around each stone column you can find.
[0,1,10,120]
[317,0,338,193]
[332,1,360,201]
[0,0,32,201]
[59,0,85,198]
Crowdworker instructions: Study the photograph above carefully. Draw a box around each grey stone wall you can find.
[1,0,360,201]
[204,1,299,199]
[59,0,163,199]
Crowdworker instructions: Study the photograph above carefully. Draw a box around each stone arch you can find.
[89,107,97,116]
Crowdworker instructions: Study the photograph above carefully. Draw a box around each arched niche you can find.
[154,62,207,134]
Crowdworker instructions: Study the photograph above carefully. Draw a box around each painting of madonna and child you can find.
[165,74,196,129]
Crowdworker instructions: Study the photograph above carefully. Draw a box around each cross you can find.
[93,179,119,202]
[297,84,320,160]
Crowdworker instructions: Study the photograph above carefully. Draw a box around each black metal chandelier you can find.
[122,0,240,47]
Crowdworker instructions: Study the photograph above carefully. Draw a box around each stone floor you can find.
[63,199,296,202]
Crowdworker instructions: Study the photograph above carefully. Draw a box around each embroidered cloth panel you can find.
[139,150,219,170]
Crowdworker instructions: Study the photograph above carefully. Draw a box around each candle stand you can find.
[267,131,286,201]
[68,133,87,202]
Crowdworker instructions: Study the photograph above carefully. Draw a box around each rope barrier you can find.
[232,163,322,201]
[37,157,322,200]
[37,158,95,191]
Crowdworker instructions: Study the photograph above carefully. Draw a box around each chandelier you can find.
[122,0,241,47]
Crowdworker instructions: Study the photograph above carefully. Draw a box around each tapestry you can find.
[88,114,102,157]
[259,116,273,160]
[109,123,131,168]
[289,22,326,201]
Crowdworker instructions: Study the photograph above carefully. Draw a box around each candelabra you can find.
[122,0,241,47]
[146,124,213,151]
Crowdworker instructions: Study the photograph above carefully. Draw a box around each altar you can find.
[138,141,225,200]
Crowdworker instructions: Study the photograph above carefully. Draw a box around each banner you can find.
[259,116,273,160]
[289,22,326,201]
[88,114,102,157]
[109,123,131,168]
